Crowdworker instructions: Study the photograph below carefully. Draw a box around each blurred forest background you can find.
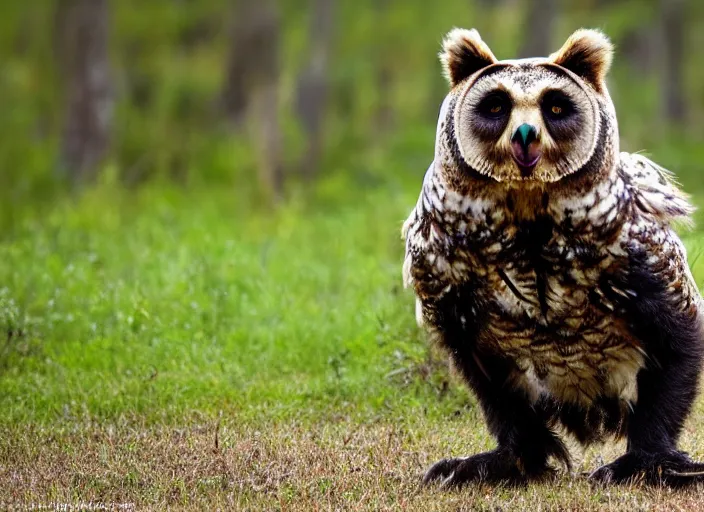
[1,0,704,225]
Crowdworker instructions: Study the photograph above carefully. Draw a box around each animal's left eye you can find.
[542,91,574,120]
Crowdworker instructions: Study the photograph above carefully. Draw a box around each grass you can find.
[0,181,471,425]
[0,411,704,511]
[4,414,704,510]
[2,173,704,510]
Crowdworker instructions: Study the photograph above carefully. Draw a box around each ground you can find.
[2,180,704,510]
[5,416,704,510]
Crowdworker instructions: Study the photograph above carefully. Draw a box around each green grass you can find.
[2,177,704,509]
[0,182,473,427]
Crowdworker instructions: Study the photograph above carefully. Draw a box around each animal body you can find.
[403,28,704,487]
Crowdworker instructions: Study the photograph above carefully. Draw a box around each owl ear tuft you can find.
[440,28,497,87]
[549,29,613,92]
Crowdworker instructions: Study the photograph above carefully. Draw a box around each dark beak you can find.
[511,123,541,176]
[512,123,537,151]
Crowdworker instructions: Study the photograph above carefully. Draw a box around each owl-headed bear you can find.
[403,28,704,487]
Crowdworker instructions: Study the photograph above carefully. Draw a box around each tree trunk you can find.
[518,0,556,58]
[621,25,656,75]
[660,0,686,123]
[295,0,335,181]
[57,0,113,183]
[374,0,394,136]
[221,0,283,202]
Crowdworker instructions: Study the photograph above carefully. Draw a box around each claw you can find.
[665,469,704,477]
[589,450,704,487]
[439,472,460,490]
[422,449,538,488]
[422,458,463,486]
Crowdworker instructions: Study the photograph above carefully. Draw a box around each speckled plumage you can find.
[404,28,704,487]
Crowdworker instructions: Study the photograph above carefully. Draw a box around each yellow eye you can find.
[551,105,562,115]
[490,105,502,114]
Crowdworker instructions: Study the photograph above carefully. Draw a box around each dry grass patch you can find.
[2,418,704,511]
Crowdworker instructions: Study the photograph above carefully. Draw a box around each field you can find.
[2,174,704,511]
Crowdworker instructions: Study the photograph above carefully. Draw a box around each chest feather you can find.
[442,212,642,405]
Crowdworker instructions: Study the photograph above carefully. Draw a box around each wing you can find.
[618,151,700,313]
[619,152,695,227]
[402,95,460,320]
[402,160,452,327]
[612,152,703,367]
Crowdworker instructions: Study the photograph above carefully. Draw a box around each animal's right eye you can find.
[478,92,511,120]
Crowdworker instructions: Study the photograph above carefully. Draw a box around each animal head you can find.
[439,28,618,184]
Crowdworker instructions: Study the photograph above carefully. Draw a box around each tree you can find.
[295,0,336,181]
[221,0,283,202]
[373,0,394,136]
[518,0,557,59]
[659,0,686,123]
[56,0,113,183]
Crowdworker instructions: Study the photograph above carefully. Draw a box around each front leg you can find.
[423,348,570,487]
[590,252,704,487]
[422,286,571,488]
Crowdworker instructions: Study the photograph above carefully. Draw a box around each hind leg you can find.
[589,249,704,487]
[590,349,704,487]
[590,300,704,484]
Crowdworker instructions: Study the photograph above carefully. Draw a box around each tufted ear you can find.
[440,28,497,87]
[549,29,613,92]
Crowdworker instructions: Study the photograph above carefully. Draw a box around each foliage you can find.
[0,0,703,223]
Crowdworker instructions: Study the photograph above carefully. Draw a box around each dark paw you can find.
[589,450,704,487]
[422,449,526,488]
